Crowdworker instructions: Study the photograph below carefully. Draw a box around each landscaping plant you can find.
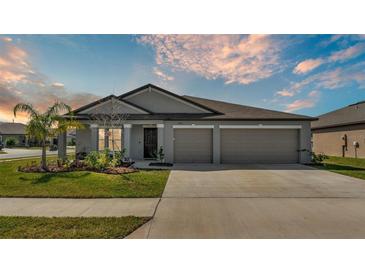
[311,152,329,164]
[13,102,82,170]
[5,137,17,148]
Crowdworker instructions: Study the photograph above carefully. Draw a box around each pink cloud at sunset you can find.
[293,58,324,74]
[293,42,365,75]
[138,34,284,85]
[285,90,319,112]
[0,39,99,123]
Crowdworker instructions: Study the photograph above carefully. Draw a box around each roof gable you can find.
[119,84,219,114]
[74,95,151,115]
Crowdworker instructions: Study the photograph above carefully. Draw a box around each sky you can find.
[1,34,365,123]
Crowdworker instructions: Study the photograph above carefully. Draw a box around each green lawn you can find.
[0,158,170,198]
[0,216,149,239]
[317,156,365,180]
[0,151,7,154]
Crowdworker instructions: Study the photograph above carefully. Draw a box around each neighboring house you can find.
[59,84,315,164]
[0,122,27,147]
[312,101,365,158]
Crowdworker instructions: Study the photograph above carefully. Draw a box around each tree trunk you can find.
[41,139,47,170]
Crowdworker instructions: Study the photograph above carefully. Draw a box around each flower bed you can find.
[18,159,137,175]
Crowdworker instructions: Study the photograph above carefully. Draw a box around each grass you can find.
[0,216,149,239]
[0,151,7,154]
[0,157,170,198]
[316,156,365,180]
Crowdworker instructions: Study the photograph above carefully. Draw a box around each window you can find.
[98,128,123,151]
[98,129,106,151]
[109,128,122,151]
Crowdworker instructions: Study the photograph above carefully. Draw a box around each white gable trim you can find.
[219,125,302,129]
[80,98,149,114]
[173,125,214,129]
[124,87,212,113]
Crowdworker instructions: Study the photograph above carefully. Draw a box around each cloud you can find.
[285,90,319,112]
[276,90,295,97]
[288,62,365,95]
[294,41,365,75]
[153,67,174,81]
[1,37,12,42]
[0,41,99,123]
[293,58,325,74]
[329,42,365,62]
[51,82,65,88]
[138,34,284,85]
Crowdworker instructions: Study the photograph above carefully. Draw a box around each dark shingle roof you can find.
[183,96,316,121]
[0,123,26,135]
[312,101,365,129]
[67,84,316,121]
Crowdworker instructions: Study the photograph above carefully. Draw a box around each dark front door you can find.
[144,128,157,158]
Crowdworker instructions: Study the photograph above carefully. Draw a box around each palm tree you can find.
[14,102,81,170]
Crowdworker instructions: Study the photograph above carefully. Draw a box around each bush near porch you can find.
[0,157,170,198]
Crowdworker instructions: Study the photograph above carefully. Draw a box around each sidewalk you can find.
[0,198,159,217]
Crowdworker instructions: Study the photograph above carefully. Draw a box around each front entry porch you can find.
[59,122,165,161]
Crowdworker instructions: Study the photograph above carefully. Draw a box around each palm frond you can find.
[46,102,72,116]
[13,103,39,118]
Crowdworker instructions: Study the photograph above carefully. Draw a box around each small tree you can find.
[89,97,129,157]
[5,137,17,148]
[157,146,165,163]
[14,102,82,170]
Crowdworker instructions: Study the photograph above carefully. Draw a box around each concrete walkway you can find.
[128,164,365,239]
[0,198,159,217]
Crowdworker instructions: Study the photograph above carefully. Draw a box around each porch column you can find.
[213,124,220,164]
[123,124,131,158]
[57,131,67,160]
[90,124,98,151]
[157,124,164,155]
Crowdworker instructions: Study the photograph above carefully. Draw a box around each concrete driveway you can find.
[128,164,365,239]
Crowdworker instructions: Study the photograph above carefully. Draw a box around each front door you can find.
[144,128,157,159]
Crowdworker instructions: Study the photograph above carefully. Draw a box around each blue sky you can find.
[1,34,365,122]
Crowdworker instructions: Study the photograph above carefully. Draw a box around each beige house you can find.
[312,101,365,158]
[59,84,315,164]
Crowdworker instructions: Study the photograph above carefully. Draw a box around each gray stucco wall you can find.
[75,120,312,164]
[76,126,92,153]
[124,87,209,114]
[80,100,146,115]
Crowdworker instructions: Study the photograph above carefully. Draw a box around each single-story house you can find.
[0,122,27,147]
[312,101,365,158]
[58,84,315,164]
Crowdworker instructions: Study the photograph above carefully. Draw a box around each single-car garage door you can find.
[221,129,299,164]
[174,129,213,163]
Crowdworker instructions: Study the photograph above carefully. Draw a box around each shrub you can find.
[311,152,329,164]
[5,137,17,147]
[67,138,76,146]
[95,149,110,170]
[84,149,129,170]
[84,151,99,169]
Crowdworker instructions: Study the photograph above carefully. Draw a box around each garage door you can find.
[221,129,299,164]
[174,129,213,163]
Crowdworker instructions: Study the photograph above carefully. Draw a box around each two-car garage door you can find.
[220,129,299,164]
[173,128,299,164]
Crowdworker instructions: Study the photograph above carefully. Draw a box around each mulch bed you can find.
[149,162,173,167]
[18,162,137,175]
